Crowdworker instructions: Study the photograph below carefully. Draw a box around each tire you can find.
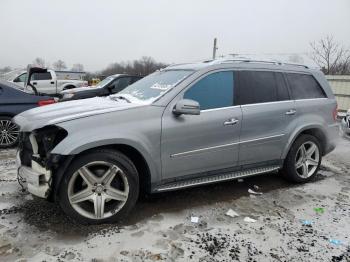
[281,134,322,183]
[0,116,20,149]
[58,149,139,224]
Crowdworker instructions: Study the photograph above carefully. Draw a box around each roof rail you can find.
[212,58,309,69]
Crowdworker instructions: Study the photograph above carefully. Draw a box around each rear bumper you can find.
[16,152,52,199]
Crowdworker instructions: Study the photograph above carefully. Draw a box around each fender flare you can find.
[281,124,327,159]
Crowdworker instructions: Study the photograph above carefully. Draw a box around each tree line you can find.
[1,37,350,77]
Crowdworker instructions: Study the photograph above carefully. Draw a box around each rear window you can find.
[237,71,277,105]
[286,73,326,99]
[32,72,52,80]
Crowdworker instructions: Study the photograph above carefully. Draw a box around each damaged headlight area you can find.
[17,125,68,198]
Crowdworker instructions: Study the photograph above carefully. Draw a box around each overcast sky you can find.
[0,0,349,71]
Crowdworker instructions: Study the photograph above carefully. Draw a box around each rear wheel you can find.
[282,134,322,183]
[58,149,139,224]
[0,116,20,149]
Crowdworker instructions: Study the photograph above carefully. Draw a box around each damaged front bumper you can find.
[17,151,52,198]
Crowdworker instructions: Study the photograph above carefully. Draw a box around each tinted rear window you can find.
[32,72,52,80]
[237,71,277,105]
[286,73,326,99]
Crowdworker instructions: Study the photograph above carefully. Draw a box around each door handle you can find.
[32,82,37,85]
[224,118,239,126]
[285,109,296,115]
[50,81,55,84]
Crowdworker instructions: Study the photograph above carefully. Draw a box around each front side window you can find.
[111,77,132,93]
[184,71,234,110]
[286,73,326,99]
[237,71,277,105]
[117,70,193,104]
[14,73,27,82]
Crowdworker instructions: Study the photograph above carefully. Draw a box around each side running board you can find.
[155,166,280,192]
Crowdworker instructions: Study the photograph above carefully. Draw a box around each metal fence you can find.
[326,75,350,114]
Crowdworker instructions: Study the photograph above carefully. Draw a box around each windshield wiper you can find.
[112,95,131,103]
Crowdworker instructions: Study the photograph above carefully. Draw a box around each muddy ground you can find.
[0,137,349,262]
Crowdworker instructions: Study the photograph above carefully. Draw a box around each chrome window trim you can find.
[201,105,240,112]
[170,134,285,158]
[240,98,327,108]
[241,100,293,108]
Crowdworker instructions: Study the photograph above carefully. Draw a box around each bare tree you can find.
[32,57,46,68]
[310,35,350,75]
[52,60,67,70]
[100,57,167,77]
[71,63,84,72]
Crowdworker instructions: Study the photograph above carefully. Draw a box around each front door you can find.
[161,71,242,180]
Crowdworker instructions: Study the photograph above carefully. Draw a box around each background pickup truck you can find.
[10,69,87,95]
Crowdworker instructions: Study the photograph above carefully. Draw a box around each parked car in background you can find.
[60,74,142,101]
[14,58,338,224]
[340,109,350,138]
[0,80,56,148]
[10,67,87,95]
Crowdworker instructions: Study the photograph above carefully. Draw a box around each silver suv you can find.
[14,59,338,224]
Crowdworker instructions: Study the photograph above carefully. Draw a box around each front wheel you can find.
[281,134,322,183]
[58,149,139,224]
[0,116,20,149]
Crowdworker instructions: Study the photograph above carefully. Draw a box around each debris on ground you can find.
[329,239,343,246]
[300,219,314,226]
[191,216,199,223]
[314,207,325,214]
[225,209,239,218]
[243,217,257,223]
[248,188,263,195]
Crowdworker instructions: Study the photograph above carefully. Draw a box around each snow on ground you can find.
[0,137,349,261]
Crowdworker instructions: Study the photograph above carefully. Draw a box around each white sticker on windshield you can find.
[149,83,172,91]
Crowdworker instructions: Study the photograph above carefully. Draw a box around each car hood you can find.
[61,86,101,94]
[13,96,144,132]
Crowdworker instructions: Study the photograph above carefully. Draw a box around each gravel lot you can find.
[0,137,349,262]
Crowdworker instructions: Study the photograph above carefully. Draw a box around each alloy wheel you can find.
[295,141,320,178]
[0,119,19,147]
[67,161,129,220]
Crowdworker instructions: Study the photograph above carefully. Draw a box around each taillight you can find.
[332,104,338,121]
[38,99,56,106]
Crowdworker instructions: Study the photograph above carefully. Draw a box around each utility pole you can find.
[212,38,218,59]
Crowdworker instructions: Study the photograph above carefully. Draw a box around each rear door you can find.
[161,71,242,180]
[31,72,55,94]
[237,70,296,166]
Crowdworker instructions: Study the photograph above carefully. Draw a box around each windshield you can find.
[116,70,193,104]
[95,76,115,88]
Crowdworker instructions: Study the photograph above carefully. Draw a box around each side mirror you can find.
[173,99,200,116]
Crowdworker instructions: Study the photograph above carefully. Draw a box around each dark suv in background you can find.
[60,74,142,101]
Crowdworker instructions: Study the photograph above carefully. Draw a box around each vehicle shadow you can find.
[19,171,327,239]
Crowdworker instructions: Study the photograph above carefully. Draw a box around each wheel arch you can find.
[52,143,153,200]
[62,84,77,90]
[282,125,327,159]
